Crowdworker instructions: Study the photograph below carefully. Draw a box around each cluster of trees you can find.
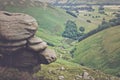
[78,13,120,41]
[62,20,85,40]
[63,6,94,12]
[109,13,120,26]
[99,13,120,28]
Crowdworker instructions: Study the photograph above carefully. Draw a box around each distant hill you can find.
[0,0,43,9]
[69,0,120,4]
[49,0,120,5]
[73,26,120,76]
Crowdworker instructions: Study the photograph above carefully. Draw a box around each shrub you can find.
[86,20,91,23]
[79,26,85,33]
[66,11,77,18]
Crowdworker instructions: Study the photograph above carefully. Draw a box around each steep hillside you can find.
[73,26,120,76]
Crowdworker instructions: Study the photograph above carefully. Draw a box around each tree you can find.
[79,26,85,33]
[62,20,80,40]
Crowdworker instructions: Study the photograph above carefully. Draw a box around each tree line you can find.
[62,13,120,41]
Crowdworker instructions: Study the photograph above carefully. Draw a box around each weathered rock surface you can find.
[0,11,38,41]
[28,36,48,52]
[0,40,27,53]
[28,36,43,45]
[0,11,57,73]
[38,48,57,64]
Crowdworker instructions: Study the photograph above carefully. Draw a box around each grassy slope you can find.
[5,4,116,45]
[5,6,74,45]
[34,59,120,80]
[73,26,120,76]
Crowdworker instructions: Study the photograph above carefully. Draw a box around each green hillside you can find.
[3,0,117,46]
[73,26,120,76]
[34,59,120,80]
[3,4,75,45]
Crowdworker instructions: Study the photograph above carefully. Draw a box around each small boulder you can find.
[82,70,90,79]
[58,76,64,80]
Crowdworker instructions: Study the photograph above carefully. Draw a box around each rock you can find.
[0,11,38,41]
[0,49,38,71]
[0,40,27,47]
[75,75,82,80]
[58,76,64,80]
[12,49,38,68]
[38,48,57,64]
[82,70,90,79]
[0,40,27,53]
[0,46,26,54]
[60,66,65,71]
[28,40,47,52]
[89,76,95,80]
[27,36,43,45]
[0,11,57,73]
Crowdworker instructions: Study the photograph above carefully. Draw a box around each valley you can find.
[0,0,120,80]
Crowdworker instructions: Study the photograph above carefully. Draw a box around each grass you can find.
[5,5,117,46]
[5,6,74,35]
[34,59,120,80]
[73,26,120,76]
[75,6,116,33]
[34,59,83,80]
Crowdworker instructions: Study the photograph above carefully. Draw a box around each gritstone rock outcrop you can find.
[0,11,57,72]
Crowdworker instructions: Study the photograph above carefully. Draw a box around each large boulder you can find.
[0,11,38,41]
[0,11,57,73]
[0,11,38,53]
